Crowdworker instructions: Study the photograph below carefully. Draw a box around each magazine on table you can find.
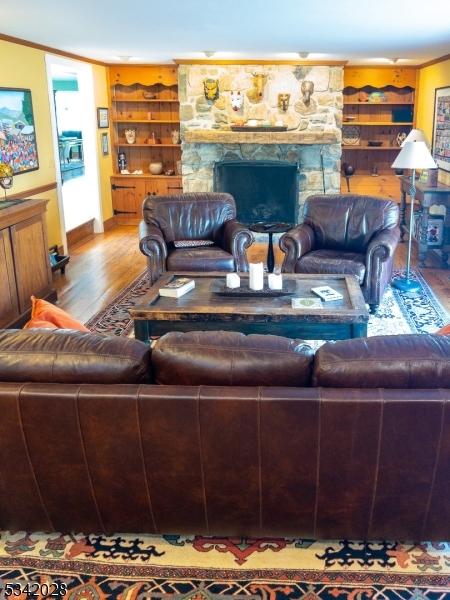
[310,286,343,301]
[291,297,323,309]
[159,277,195,298]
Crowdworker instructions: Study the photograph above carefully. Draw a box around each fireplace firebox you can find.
[213,160,299,227]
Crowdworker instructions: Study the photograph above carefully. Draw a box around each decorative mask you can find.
[124,128,136,144]
[301,80,314,105]
[230,90,244,111]
[203,78,219,101]
[247,72,268,103]
[278,93,290,112]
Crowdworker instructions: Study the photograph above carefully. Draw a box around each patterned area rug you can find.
[85,268,449,338]
[0,532,450,598]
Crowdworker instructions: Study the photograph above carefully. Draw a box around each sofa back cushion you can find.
[0,329,151,384]
[304,194,399,252]
[142,193,236,243]
[152,330,314,386]
[313,334,450,388]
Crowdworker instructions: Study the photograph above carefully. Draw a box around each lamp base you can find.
[392,277,421,292]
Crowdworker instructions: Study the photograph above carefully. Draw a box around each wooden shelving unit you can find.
[341,67,417,195]
[109,65,183,222]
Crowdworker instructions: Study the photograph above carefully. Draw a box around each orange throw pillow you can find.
[24,296,90,332]
[436,323,450,336]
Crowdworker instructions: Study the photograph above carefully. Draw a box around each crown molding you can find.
[419,53,450,69]
[174,59,348,66]
[0,32,107,66]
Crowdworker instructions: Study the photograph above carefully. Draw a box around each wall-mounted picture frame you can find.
[101,132,109,156]
[0,87,39,175]
[432,86,450,172]
[97,107,109,129]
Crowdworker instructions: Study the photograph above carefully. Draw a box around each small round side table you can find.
[249,222,292,273]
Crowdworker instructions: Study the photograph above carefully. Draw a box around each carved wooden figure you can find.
[247,73,268,103]
[203,79,219,101]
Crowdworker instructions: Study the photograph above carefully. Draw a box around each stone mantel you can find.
[184,129,341,145]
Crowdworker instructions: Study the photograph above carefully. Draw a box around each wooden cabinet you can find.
[109,65,183,222]
[0,199,55,328]
[341,67,417,196]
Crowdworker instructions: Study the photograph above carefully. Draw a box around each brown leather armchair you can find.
[279,194,400,313]
[139,193,254,283]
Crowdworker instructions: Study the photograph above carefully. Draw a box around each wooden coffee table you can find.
[130,272,369,342]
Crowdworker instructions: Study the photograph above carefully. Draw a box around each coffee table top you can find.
[130,272,369,325]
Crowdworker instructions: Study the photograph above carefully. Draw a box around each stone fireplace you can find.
[178,64,343,221]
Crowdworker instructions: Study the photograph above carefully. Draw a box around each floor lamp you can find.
[391,140,437,292]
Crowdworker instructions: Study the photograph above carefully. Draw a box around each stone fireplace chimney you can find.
[178,63,343,222]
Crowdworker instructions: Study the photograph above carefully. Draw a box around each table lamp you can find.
[401,128,430,147]
[391,140,437,291]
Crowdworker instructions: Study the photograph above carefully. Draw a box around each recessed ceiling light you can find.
[298,52,309,59]
[204,51,216,58]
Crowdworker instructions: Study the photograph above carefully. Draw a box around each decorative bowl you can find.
[149,161,163,175]
[368,140,383,147]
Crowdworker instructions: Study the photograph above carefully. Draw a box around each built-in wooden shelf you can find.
[113,173,181,179]
[114,119,180,124]
[342,145,401,150]
[343,102,414,106]
[112,98,178,103]
[343,121,413,126]
[114,143,181,148]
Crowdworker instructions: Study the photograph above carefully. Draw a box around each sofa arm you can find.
[366,227,400,263]
[139,220,168,283]
[222,220,254,272]
[279,224,316,273]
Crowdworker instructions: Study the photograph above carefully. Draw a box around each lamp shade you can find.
[401,128,430,147]
[391,141,437,170]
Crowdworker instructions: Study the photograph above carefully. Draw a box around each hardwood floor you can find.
[53,224,450,323]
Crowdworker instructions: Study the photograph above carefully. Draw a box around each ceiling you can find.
[2,0,450,65]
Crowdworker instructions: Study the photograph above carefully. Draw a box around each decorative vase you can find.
[149,161,163,175]
[171,130,180,145]
[176,160,182,175]
[124,128,136,144]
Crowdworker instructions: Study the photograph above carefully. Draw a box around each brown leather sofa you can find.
[139,192,254,284]
[0,328,449,541]
[279,194,400,313]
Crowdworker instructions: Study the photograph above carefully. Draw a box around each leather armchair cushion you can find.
[0,329,152,384]
[166,247,235,271]
[304,194,399,252]
[313,334,450,388]
[152,330,314,386]
[143,193,236,242]
[295,249,366,284]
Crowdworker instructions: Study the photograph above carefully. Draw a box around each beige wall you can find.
[416,57,450,185]
[0,39,114,246]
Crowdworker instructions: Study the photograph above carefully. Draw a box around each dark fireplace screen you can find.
[213,160,299,226]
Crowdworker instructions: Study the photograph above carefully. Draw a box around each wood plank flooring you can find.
[53,224,450,323]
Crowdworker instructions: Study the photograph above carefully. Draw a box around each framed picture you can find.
[101,132,109,156]
[432,86,450,172]
[0,87,39,175]
[97,107,109,129]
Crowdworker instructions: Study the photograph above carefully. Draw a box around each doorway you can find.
[45,55,103,249]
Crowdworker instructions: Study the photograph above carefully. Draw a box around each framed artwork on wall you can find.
[97,107,109,129]
[101,132,109,156]
[0,87,39,175]
[432,86,450,172]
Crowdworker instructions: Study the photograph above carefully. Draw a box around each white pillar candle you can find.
[268,273,283,290]
[249,262,264,290]
[226,273,240,288]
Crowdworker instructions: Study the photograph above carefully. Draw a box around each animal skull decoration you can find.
[230,90,244,111]
[203,78,220,102]
[301,80,315,105]
[278,93,290,112]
